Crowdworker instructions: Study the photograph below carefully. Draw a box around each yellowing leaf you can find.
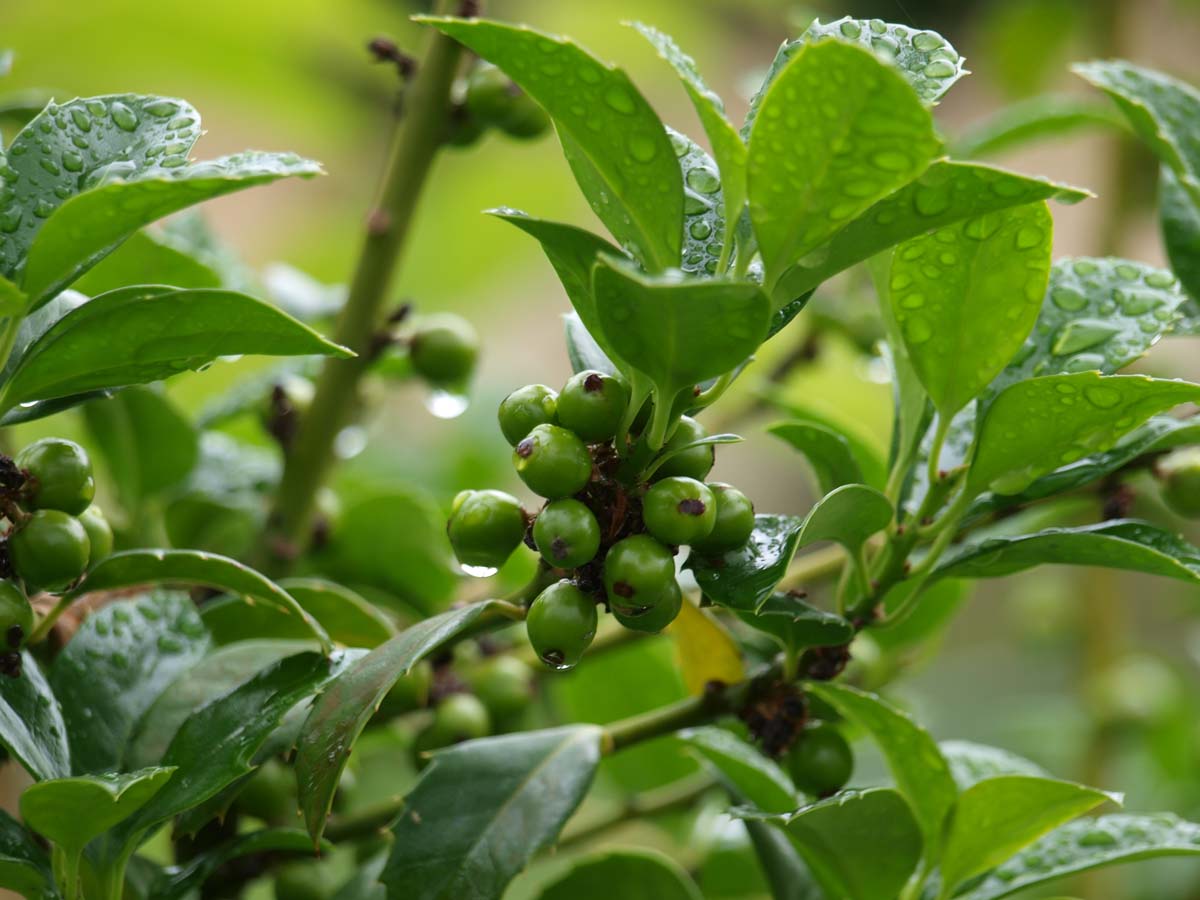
[668,597,744,694]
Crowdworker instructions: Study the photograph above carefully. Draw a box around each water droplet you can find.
[461,564,498,578]
[1072,259,1098,275]
[627,135,657,162]
[839,20,862,38]
[1050,287,1087,311]
[0,208,21,233]
[1014,225,1042,249]
[425,389,468,419]
[963,214,1001,240]
[33,199,54,218]
[61,151,83,173]
[1114,263,1139,280]
[1144,270,1175,288]
[1084,385,1122,409]
[144,99,179,118]
[904,316,933,344]
[110,102,139,132]
[334,425,367,459]
[914,186,950,216]
[1052,319,1120,355]
[872,150,911,172]
[689,220,712,240]
[868,18,886,33]
[912,31,945,51]
[1078,828,1118,847]
[685,167,720,194]
[923,59,957,78]
[604,85,636,114]
[899,292,925,309]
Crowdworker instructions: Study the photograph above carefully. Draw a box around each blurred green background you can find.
[5,0,1200,896]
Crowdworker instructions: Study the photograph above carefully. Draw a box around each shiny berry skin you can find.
[446,490,526,570]
[467,654,534,721]
[526,580,597,670]
[430,693,491,744]
[409,313,478,386]
[602,534,676,618]
[9,510,90,593]
[0,581,33,648]
[532,499,601,569]
[786,721,854,797]
[1160,448,1200,518]
[691,483,755,553]
[556,370,630,443]
[79,506,114,566]
[16,438,95,515]
[613,578,682,633]
[642,477,716,546]
[652,417,714,482]
[498,384,558,446]
[513,424,592,499]
[465,63,550,139]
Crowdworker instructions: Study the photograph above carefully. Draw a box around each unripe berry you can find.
[602,534,676,618]
[691,483,755,553]
[0,581,33,650]
[532,499,601,569]
[556,370,630,443]
[79,506,114,566]
[409,314,478,386]
[513,424,592,499]
[446,490,526,570]
[429,693,491,744]
[652,417,714,482]
[467,654,534,721]
[498,384,558,446]
[465,63,550,139]
[1159,447,1200,518]
[786,721,853,797]
[642,477,716,546]
[9,510,90,593]
[526,580,597,670]
[612,578,682,633]
[16,438,95,515]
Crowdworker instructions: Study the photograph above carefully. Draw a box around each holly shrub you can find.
[2,4,1200,900]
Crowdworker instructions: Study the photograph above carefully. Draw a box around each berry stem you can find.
[556,773,716,848]
[25,593,72,645]
[602,678,751,754]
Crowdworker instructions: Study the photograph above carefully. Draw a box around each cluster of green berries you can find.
[446,63,551,148]
[0,439,113,676]
[447,370,756,671]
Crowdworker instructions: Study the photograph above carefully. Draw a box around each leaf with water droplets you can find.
[939,741,1049,791]
[968,373,1200,497]
[0,285,350,413]
[688,515,806,613]
[933,518,1200,586]
[49,591,210,775]
[422,17,682,271]
[669,127,726,276]
[958,813,1200,900]
[0,810,54,898]
[0,651,70,781]
[889,202,1053,421]
[748,40,939,294]
[71,227,222,297]
[1159,163,1200,333]
[737,592,854,661]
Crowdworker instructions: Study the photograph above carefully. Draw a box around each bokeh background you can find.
[5,0,1200,896]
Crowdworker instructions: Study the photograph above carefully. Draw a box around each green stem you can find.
[260,0,468,569]
[557,774,716,849]
[26,593,73,645]
[603,681,747,754]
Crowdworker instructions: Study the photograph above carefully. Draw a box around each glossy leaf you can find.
[747,40,939,291]
[153,828,324,900]
[50,591,210,775]
[563,312,617,376]
[743,789,922,900]
[0,651,70,781]
[295,599,522,841]
[69,549,331,651]
[889,202,1053,419]
[951,94,1126,159]
[0,276,23,316]
[798,484,892,558]
[934,519,1200,585]
[380,726,604,900]
[424,18,681,271]
[539,848,702,900]
[71,228,221,296]
[959,813,1200,900]
[669,127,727,276]
[0,810,53,898]
[742,816,820,900]
[968,373,1200,496]
[808,682,956,856]
[939,775,1119,895]
[739,591,854,655]
[689,514,804,612]
[667,598,745,695]
[676,726,796,813]
[777,162,1088,299]
[1160,164,1200,332]
[939,741,1048,791]
[0,285,350,410]
[769,420,865,494]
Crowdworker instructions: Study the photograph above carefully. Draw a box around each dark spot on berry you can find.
[678,498,706,516]
[612,581,634,598]
[5,626,21,649]
[0,652,21,679]
[551,537,570,560]
[516,438,534,459]
[583,373,605,392]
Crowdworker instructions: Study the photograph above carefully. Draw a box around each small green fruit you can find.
[409,313,478,386]
[237,758,296,824]
[691,483,755,553]
[79,506,114,566]
[465,63,550,139]
[612,578,682,633]
[652,417,714,481]
[467,654,534,720]
[513,424,592,499]
[1159,447,1200,518]
[642,477,716,546]
[533,498,601,569]
[602,534,676,618]
[16,438,95,515]
[786,721,853,797]
[429,692,491,744]
[526,580,597,670]
[556,370,630,443]
[447,490,526,570]
[274,861,337,900]
[498,384,558,445]
[9,510,90,593]
[0,581,33,648]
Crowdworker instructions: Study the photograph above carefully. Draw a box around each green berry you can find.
[274,861,337,900]
[467,655,534,721]
[642,477,716,546]
[0,581,33,649]
[409,313,478,386]
[602,534,676,618]
[79,506,114,566]
[16,438,95,515]
[613,578,682,633]
[652,417,714,481]
[237,758,296,824]
[513,424,592,499]
[447,490,526,570]
[1160,447,1200,518]
[498,384,558,445]
[444,105,486,148]
[533,499,601,569]
[556,370,630,443]
[786,721,853,797]
[429,693,491,744]
[465,63,549,139]
[9,510,90,593]
[526,580,597,670]
[691,484,755,553]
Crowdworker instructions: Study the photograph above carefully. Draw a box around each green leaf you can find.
[798,484,892,558]
[933,519,1200,585]
[889,202,1053,420]
[1160,164,1200,331]
[294,600,521,842]
[634,24,745,267]
[72,228,221,297]
[0,286,350,410]
[939,775,1119,895]
[563,312,617,376]
[0,651,70,781]
[23,151,319,305]
[49,591,210,775]
[967,373,1200,496]
[201,578,396,648]
[738,591,854,655]
[0,275,24,316]
[688,514,804,612]
[807,683,956,857]
[938,741,1048,791]
[951,94,1126,159]
[539,848,702,900]
[0,810,53,898]
[743,788,922,900]
[742,817,820,900]
[870,578,968,655]
[152,828,323,900]
[768,420,865,494]
[958,813,1200,900]
[747,40,939,291]
[423,17,681,271]
[769,401,890,491]
[669,127,727,276]
[68,549,331,652]
[380,726,604,900]
[777,162,1088,299]
[676,726,796,813]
